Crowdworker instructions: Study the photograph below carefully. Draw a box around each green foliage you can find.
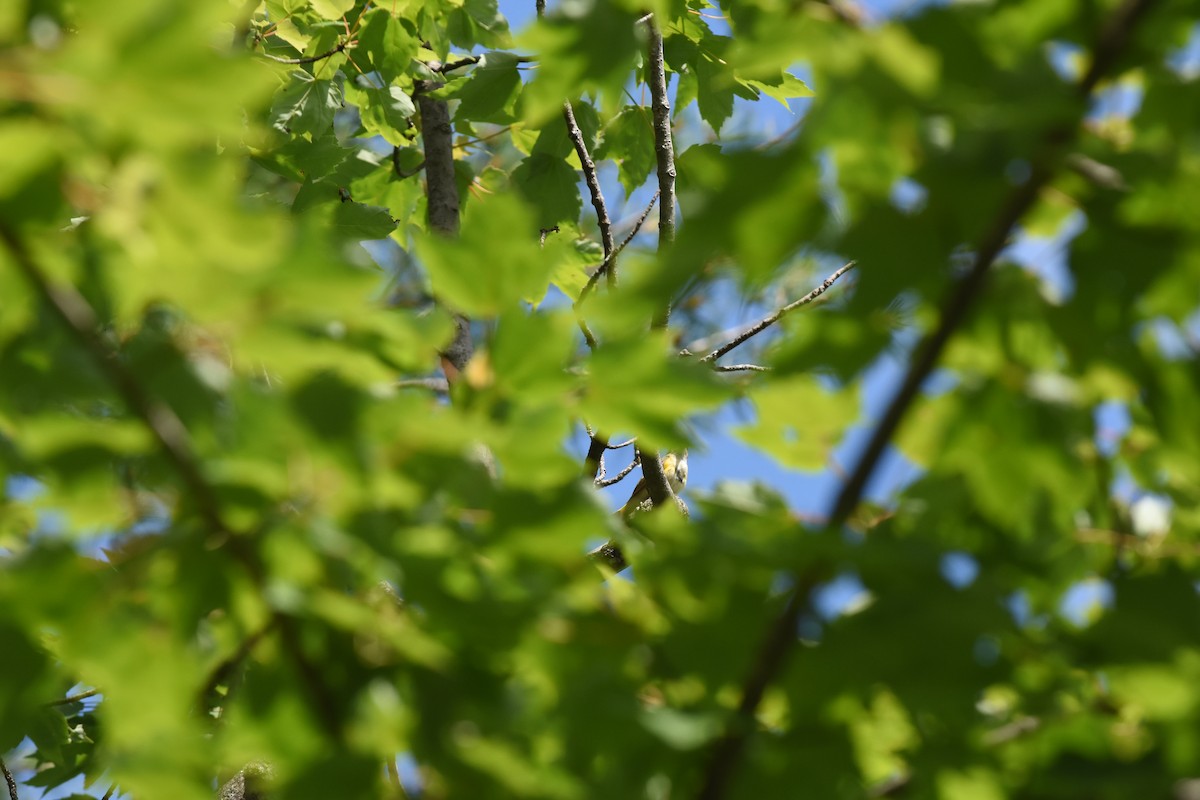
[2,0,1199,799]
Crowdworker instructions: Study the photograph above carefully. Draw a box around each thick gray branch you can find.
[417,80,472,376]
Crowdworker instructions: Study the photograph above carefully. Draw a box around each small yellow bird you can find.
[619,450,688,516]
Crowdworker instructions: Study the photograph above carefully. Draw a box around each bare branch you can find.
[416,81,473,380]
[636,445,676,511]
[699,262,855,364]
[260,42,347,64]
[588,540,628,573]
[391,147,424,179]
[606,437,637,450]
[1,757,17,800]
[713,364,770,373]
[396,377,450,393]
[48,688,100,707]
[563,100,616,286]
[646,18,676,326]
[386,757,409,799]
[196,619,277,716]
[439,55,481,72]
[597,455,641,488]
[576,191,659,306]
[695,2,1159,796]
[1066,153,1128,191]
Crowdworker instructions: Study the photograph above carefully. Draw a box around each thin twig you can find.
[396,377,450,393]
[597,455,641,488]
[713,364,770,373]
[391,147,424,179]
[1,757,17,800]
[606,437,637,450]
[438,55,481,72]
[576,191,659,306]
[694,2,1160,797]
[385,757,409,799]
[48,688,100,707]
[699,262,855,363]
[260,42,347,64]
[100,784,116,800]
[196,619,278,716]
[563,100,616,286]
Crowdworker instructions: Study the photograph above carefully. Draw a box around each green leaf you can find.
[357,8,418,81]
[310,0,355,20]
[415,195,553,315]
[595,107,655,195]
[270,69,345,136]
[358,85,417,146]
[581,333,731,448]
[451,55,522,124]
[518,4,642,123]
[512,153,582,229]
[740,70,814,109]
[734,377,859,470]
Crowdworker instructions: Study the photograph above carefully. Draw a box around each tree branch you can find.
[694,1,1160,796]
[576,190,658,306]
[647,18,676,328]
[596,454,640,488]
[563,100,616,287]
[1,757,17,800]
[416,79,473,380]
[623,20,683,511]
[48,689,100,707]
[260,42,347,65]
[196,619,278,717]
[699,261,855,363]
[588,540,628,573]
[713,364,770,373]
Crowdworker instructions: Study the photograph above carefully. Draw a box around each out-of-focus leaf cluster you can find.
[2,0,1199,798]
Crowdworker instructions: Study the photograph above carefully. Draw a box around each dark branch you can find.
[636,446,676,510]
[576,191,659,306]
[699,262,855,363]
[1,757,17,800]
[646,18,677,327]
[563,100,616,286]
[48,688,100,707]
[588,540,628,573]
[597,454,640,488]
[396,377,450,393]
[260,41,347,65]
[416,81,473,379]
[196,619,277,717]
[391,147,425,180]
[713,364,770,373]
[439,55,481,72]
[694,1,1159,796]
